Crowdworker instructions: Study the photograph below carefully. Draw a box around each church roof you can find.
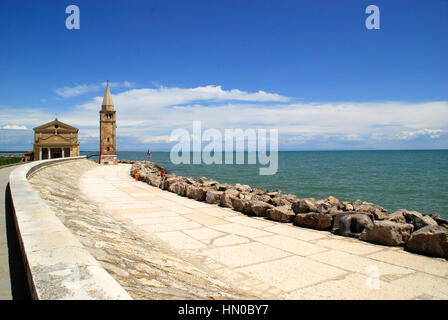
[102,81,114,107]
[33,118,79,132]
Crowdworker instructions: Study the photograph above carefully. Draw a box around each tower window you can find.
[107,147,110,151]
[55,124,59,128]
[107,137,110,142]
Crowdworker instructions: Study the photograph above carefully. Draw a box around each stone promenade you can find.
[78,164,448,299]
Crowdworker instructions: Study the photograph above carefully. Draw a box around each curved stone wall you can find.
[8,157,131,300]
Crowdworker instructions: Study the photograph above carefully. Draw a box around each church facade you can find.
[33,119,80,160]
[99,82,117,165]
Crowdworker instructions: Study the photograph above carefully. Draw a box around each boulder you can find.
[359,220,414,246]
[163,176,183,190]
[354,200,388,220]
[294,212,332,231]
[202,180,219,188]
[267,190,282,198]
[219,189,240,208]
[291,198,317,214]
[252,188,268,195]
[372,207,389,220]
[386,210,407,224]
[185,185,207,201]
[429,214,448,228]
[235,184,251,193]
[252,194,271,203]
[169,182,186,196]
[270,197,292,207]
[238,192,254,201]
[406,225,448,259]
[250,200,274,217]
[331,213,373,238]
[185,177,197,185]
[267,206,295,223]
[230,197,252,215]
[342,202,354,211]
[316,200,332,213]
[205,191,223,204]
[327,196,341,208]
[282,194,299,203]
[404,211,438,230]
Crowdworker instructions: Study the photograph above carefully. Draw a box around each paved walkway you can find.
[80,164,448,300]
[0,165,18,300]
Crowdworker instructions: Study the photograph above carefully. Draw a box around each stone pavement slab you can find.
[77,164,448,300]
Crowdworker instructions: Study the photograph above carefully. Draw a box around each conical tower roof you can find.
[102,81,114,109]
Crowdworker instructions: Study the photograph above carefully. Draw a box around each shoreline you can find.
[124,159,448,261]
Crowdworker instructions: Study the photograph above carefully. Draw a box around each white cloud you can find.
[396,128,443,140]
[55,84,100,98]
[141,135,173,143]
[1,85,448,150]
[55,81,135,98]
[2,125,27,130]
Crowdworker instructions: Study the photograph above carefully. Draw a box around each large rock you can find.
[291,198,317,214]
[331,213,373,238]
[341,202,354,211]
[294,212,333,231]
[252,194,271,203]
[168,181,187,196]
[353,200,389,220]
[238,192,254,201]
[270,197,292,207]
[219,189,240,208]
[359,220,414,246]
[386,210,407,224]
[252,188,268,195]
[205,191,223,204]
[267,206,295,223]
[404,210,438,230]
[163,176,183,190]
[429,214,448,228]
[235,184,251,193]
[230,197,252,215]
[250,201,274,217]
[185,185,207,201]
[406,225,448,259]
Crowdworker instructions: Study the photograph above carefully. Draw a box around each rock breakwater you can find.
[127,160,448,260]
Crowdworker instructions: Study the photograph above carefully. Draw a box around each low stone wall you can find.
[8,157,131,300]
[130,160,448,261]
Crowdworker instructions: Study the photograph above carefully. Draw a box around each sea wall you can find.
[8,157,131,299]
[127,160,448,260]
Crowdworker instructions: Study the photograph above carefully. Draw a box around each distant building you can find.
[33,118,80,160]
[99,81,117,165]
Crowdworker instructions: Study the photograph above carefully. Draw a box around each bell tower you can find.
[99,81,117,165]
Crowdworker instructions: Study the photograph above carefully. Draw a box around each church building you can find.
[33,118,80,160]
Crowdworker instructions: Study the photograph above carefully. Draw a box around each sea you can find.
[81,150,448,218]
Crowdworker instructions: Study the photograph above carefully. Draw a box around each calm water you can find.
[82,150,448,218]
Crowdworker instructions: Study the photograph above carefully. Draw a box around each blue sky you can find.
[0,0,447,151]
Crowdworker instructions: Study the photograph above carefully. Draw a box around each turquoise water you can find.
[82,150,448,217]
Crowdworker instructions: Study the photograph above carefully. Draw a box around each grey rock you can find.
[406,225,448,259]
[360,220,414,246]
[291,198,317,214]
[331,213,373,238]
[294,212,333,231]
[205,191,223,204]
[386,210,407,224]
[267,205,295,223]
[404,210,438,230]
[219,189,240,208]
[250,200,274,217]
